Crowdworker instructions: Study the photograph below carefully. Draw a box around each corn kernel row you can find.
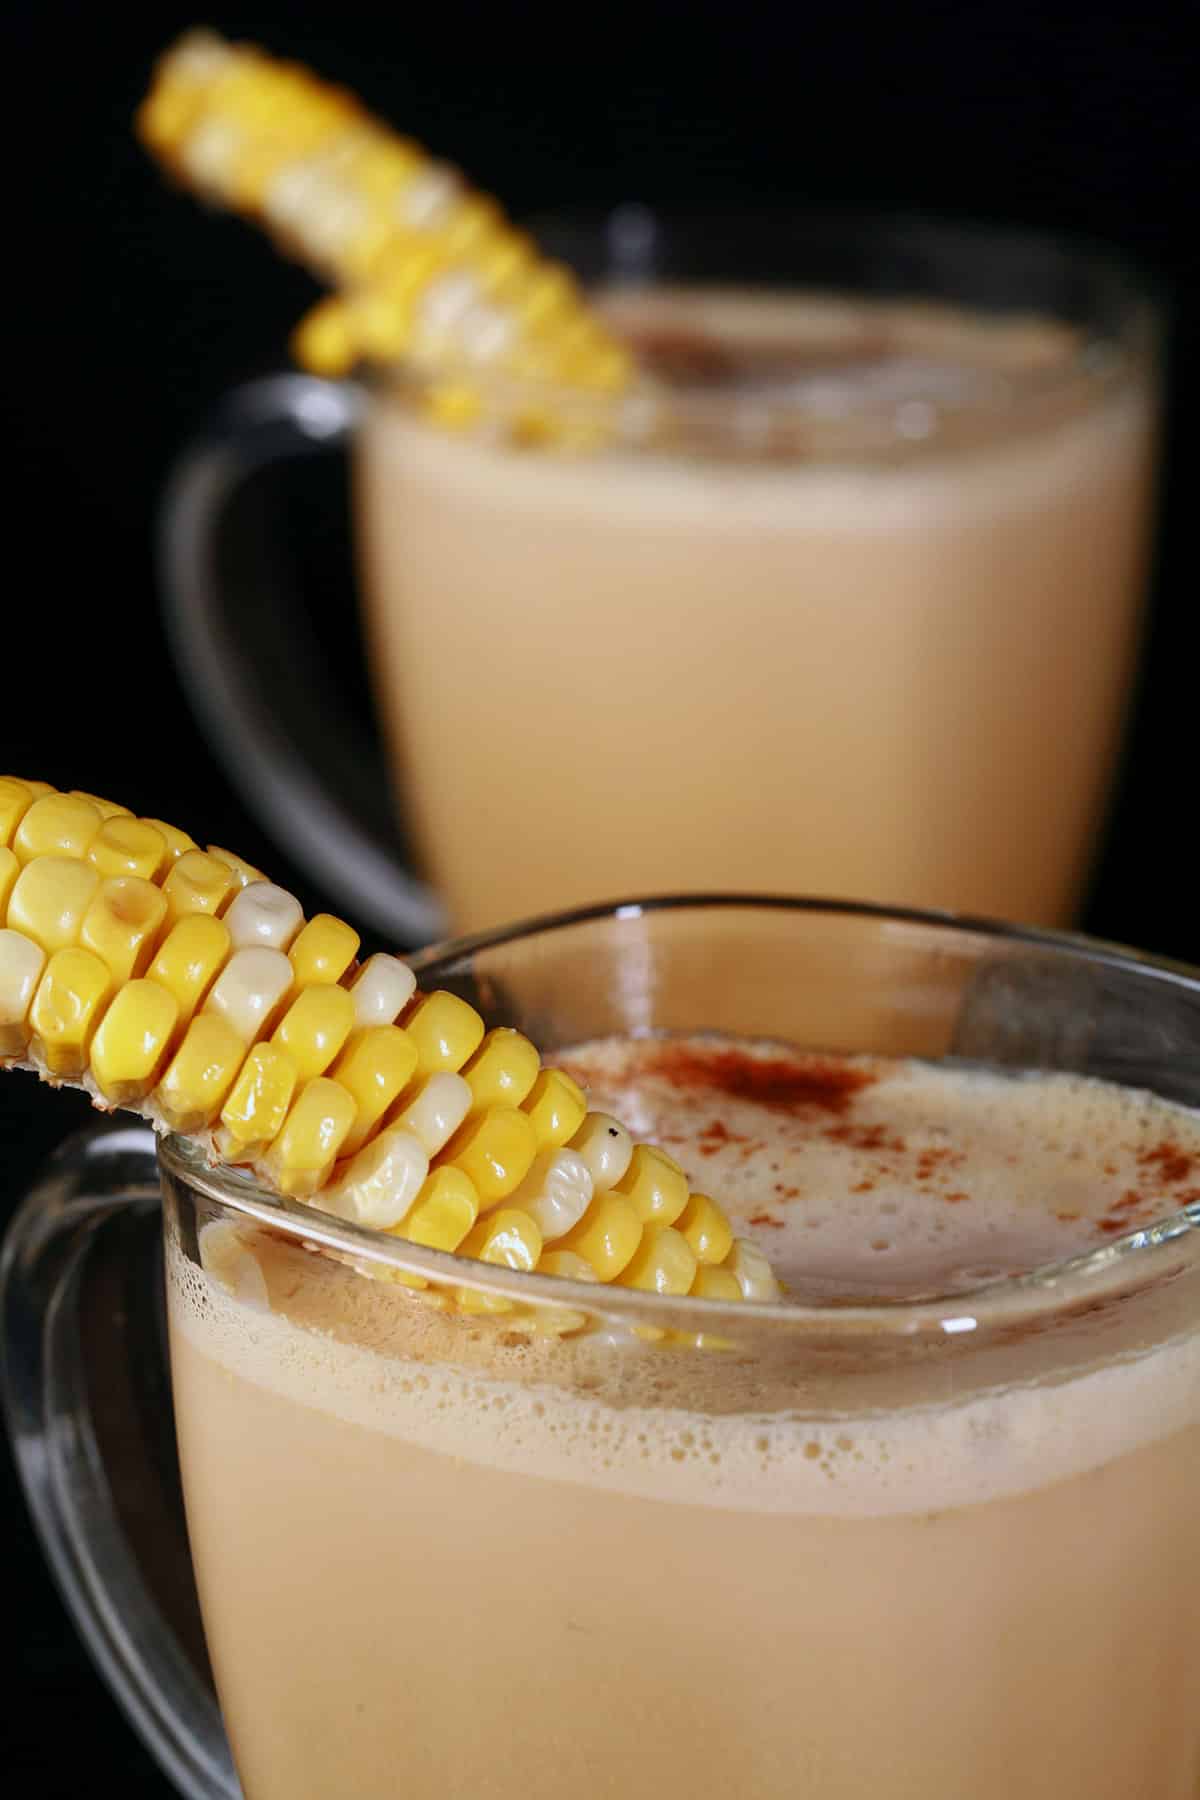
[137,30,634,428]
[0,778,780,1312]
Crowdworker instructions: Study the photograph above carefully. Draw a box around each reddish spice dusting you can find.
[773,1184,800,1200]
[699,1118,737,1145]
[1056,1210,1081,1222]
[851,1179,877,1193]
[748,1212,785,1229]
[645,1045,877,1114]
[824,1123,905,1154]
[1138,1142,1196,1186]
[943,1191,968,1205]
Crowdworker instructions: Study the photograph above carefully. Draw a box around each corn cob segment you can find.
[0,779,780,1320]
[137,32,635,436]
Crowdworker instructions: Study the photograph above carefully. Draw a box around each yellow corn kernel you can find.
[79,876,168,985]
[323,1125,428,1228]
[0,849,17,919]
[12,793,102,865]
[403,990,485,1075]
[391,1165,478,1251]
[459,1207,543,1273]
[347,952,415,1027]
[440,1105,538,1209]
[569,1111,634,1191]
[215,1042,297,1159]
[162,849,235,924]
[89,979,179,1104]
[223,881,304,949]
[724,1238,783,1303]
[462,1027,540,1111]
[522,1069,587,1149]
[29,947,112,1078]
[208,844,268,890]
[675,1192,734,1267]
[7,856,100,954]
[272,983,355,1081]
[87,817,168,882]
[0,778,36,847]
[537,1249,596,1282]
[261,1076,357,1196]
[204,946,294,1043]
[289,912,360,988]
[557,1192,642,1282]
[612,1144,690,1226]
[148,912,232,1029]
[329,1024,419,1156]
[689,1264,742,1303]
[154,1014,247,1133]
[141,818,196,864]
[422,383,483,433]
[0,928,46,1057]
[508,1148,593,1241]
[69,791,132,821]
[292,296,357,376]
[617,1224,697,1297]
[388,1071,471,1156]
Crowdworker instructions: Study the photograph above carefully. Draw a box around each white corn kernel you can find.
[726,1238,782,1303]
[198,1221,269,1311]
[203,946,293,1043]
[0,928,46,1056]
[389,1071,471,1156]
[324,1126,429,1229]
[508,1149,594,1242]
[223,881,304,950]
[349,953,416,1027]
[569,1111,634,1190]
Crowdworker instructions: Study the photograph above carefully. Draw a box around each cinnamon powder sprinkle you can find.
[643,1044,878,1114]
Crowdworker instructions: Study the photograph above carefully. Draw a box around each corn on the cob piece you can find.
[0,778,780,1319]
[137,31,635,435]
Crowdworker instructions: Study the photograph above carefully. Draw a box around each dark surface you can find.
[3,1,1200,1793]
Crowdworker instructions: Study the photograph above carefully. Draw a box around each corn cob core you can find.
[137,30,635,435]
[0,780,780,1316]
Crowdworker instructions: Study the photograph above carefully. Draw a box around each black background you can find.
[3,2,1200,1792]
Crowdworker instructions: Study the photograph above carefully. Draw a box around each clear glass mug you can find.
[161,213,1161,945]
[6,896,1200,1800]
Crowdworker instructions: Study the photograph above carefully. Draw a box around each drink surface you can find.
[356,285,1156,933]
[168,1039,1200,1797]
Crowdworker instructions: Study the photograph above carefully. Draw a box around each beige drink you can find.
[167,1040,1200,1799]
[356,287,1156,934]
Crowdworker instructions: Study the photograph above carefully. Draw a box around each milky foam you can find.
[167,1048,1200,1520]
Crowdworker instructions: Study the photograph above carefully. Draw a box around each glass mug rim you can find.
[161,892,1200,1341]
[372,207,1162,462]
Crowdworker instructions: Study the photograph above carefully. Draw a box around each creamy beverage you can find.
[356,288,1156,933]
[167,1037,1200,1799]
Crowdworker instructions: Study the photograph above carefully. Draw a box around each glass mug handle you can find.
[0,1121,240,1800]
[159,372,447,947]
